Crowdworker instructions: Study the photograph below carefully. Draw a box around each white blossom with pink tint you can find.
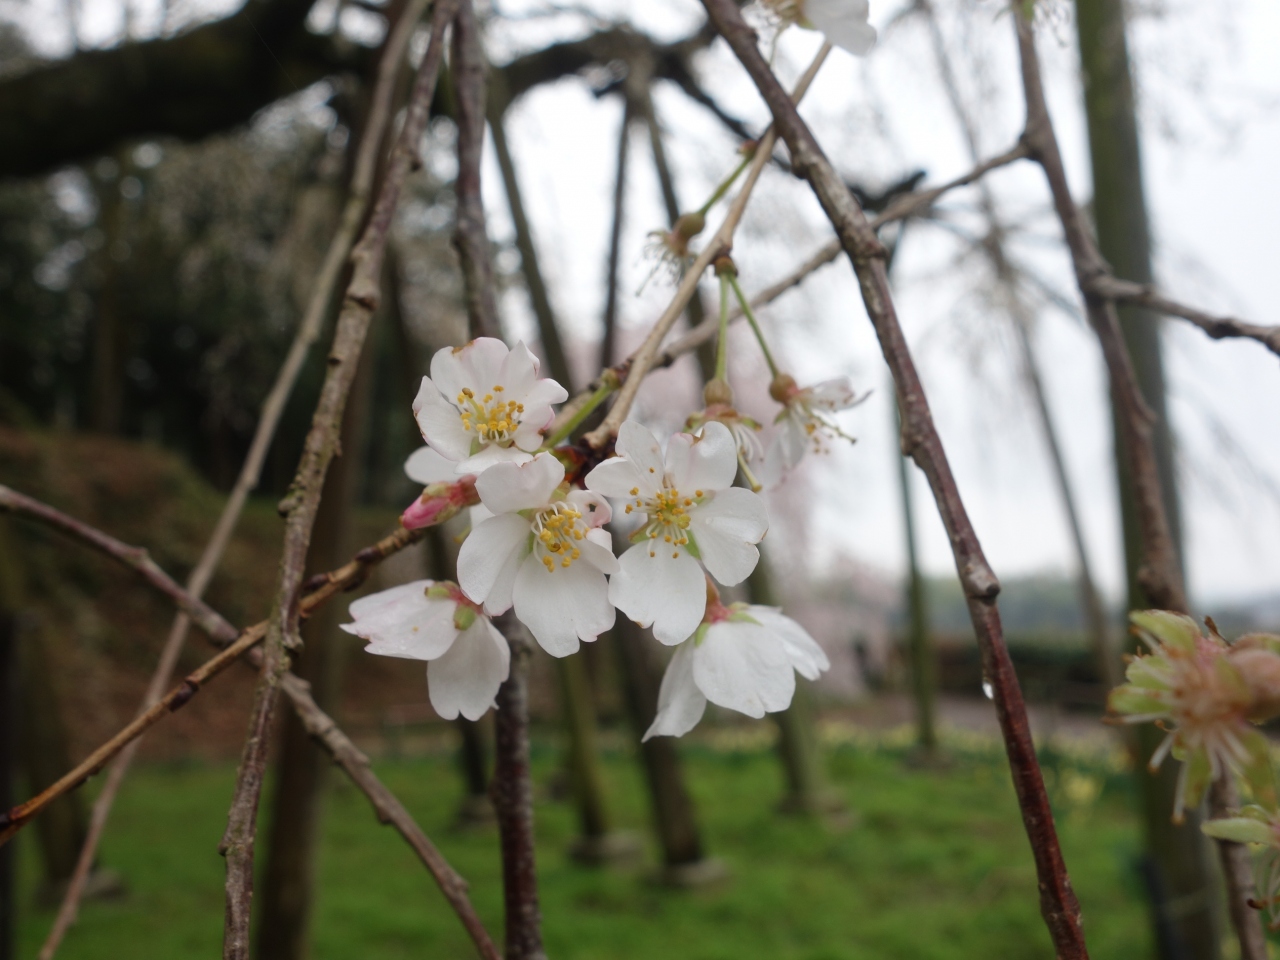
[585,420,769,645]
[342,580,509,721]
[457,453,617,657]
[413,337,568,475]
[761,0,877,56]
[645,600,830,740]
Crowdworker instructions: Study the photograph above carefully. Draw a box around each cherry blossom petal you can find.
[404,446,458,485]
[475,454,565,515]
[511,412,553,454]
[584,456,652,501]
[579,530,619,575]
[520,377,570,412]
[499,340,541,398]
[512,556,614,656]
[452,336,509,394]
[428,616,510,721]
[804,0,876,56]
[668,421,737,494]
[413,380,473,462]
[806,376,859,411]
[458,513,530,612]
[610,544,705,645]
[689,487,768,586]
[341,581,460,660]
[457,443,536,475]
[573,486,611,520]
[427,346,470,404]
[693,621,795,718]
[644,642,707,740]
[751,607,830,681]
[614,420,667,485]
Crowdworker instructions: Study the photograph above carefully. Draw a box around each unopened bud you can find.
[769,373,798,403]
[673,211,706,243]
[1228,645,1280,722]
[703,378,733,406]
[400,476,480,530]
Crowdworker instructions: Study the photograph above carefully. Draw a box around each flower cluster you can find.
[1109,610,1280,923]
[1108,611,1280,821]
[346,338,838,738]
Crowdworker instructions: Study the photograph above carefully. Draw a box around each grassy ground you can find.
[14,726,1152,959]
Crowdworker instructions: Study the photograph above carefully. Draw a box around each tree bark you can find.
[255,267,378,960]
[1073,1,1223,955]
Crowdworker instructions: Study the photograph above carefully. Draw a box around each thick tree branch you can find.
[219,4,456,954]
[0,0,371,179]
[697,2,1088,956]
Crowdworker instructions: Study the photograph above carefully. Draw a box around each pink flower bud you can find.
[400,476,479,530]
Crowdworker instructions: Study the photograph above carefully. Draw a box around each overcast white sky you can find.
[10,0,1280,609]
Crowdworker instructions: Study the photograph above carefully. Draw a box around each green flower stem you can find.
[542,378,617,449]
[697,150,755,217]
[727,273,780,378]
[715,274,732,383]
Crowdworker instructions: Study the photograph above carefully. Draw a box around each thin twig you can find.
[0,486,499,959]
[581,41,832,448]
[1087,276,1280,359]
[546,140,1030,439]
[220,8,458,952]
[1009,7,1265,956]
[698,2,1088,955]
[35,2,433,952]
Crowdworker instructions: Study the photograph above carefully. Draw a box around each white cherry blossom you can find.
[764,374,867,484]
[645,600,831,740]
[585,420,769,645]
[413,337,568,475]
[457,453,617,656]
[341,580,509,722]
[763,0,877,56]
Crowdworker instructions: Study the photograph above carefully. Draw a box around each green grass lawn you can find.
[15,726,1152,959]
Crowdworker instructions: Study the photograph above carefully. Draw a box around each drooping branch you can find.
[35,3,431,952]
[1086,276,1280,359]
[0,486,499,960]
[0,487,465,840]
[219,4,457,954]
[546,140,1032,439]
[581,42,832,448]
[697,2,1088,956]
[1010,8,1264,956]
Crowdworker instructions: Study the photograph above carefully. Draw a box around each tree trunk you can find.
[1074,0,1221,955]
[255,306,377,960]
